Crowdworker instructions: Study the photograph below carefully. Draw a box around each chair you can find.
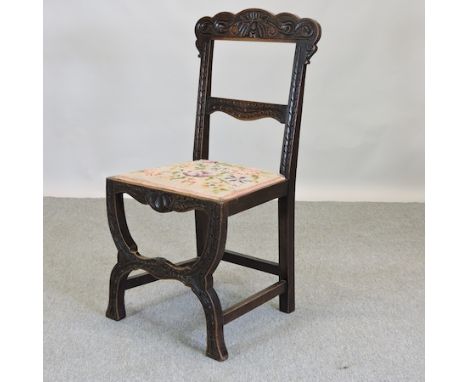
[105,8,321,361]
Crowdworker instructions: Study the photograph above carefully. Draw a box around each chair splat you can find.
[207,97,287,123]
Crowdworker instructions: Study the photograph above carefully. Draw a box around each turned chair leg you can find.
[278,195,295,313]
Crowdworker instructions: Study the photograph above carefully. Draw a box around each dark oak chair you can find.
[105,9,321,361]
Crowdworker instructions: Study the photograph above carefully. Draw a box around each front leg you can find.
[105,180,230,360]
[189,204,229,361]
[191,275,228,361]
[105,180,139,321]
[106,260,132,321]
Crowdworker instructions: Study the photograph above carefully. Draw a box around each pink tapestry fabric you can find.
[110,160,286,202]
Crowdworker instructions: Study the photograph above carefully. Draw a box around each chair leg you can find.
[105,184,138,321]
[106,259,132,321]
[195,210,209,257]
[191,275,228,361]
[192,206,229,361]
[106,181,229,360]
[278,195,295,313]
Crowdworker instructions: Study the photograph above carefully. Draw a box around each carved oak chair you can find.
[105,9,321,361]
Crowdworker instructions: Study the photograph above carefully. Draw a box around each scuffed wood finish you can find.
[106,8,321,362]
[207,97,287,123]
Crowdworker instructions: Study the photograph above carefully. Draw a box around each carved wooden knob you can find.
[147,193,173,212]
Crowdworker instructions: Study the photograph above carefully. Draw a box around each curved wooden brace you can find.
[105,179,229,361]
[108,181,227,276]
[207,97,287,124]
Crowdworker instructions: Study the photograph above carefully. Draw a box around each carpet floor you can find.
[44,198,424,381]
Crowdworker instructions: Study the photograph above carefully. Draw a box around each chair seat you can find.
[110,160,286,202]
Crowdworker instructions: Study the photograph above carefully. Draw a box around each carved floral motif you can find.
[195,9,321,55]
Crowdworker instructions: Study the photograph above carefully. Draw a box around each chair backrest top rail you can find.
[195,9,321,52]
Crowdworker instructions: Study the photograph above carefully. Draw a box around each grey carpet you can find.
[44,198,424,382]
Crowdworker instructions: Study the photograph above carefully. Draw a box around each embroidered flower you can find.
[223,175,252,184]
[183,170,216,177]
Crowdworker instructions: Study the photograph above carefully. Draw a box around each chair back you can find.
[193,9,321,183]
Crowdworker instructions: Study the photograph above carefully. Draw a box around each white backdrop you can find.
[44,0,424,201]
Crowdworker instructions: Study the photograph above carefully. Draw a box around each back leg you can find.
[278,195,295,313]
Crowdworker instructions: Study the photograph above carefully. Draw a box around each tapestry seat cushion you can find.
[110,160,286,202]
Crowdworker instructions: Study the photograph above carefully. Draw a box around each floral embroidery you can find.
[113,160,285,201]
[182,170,214,177]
